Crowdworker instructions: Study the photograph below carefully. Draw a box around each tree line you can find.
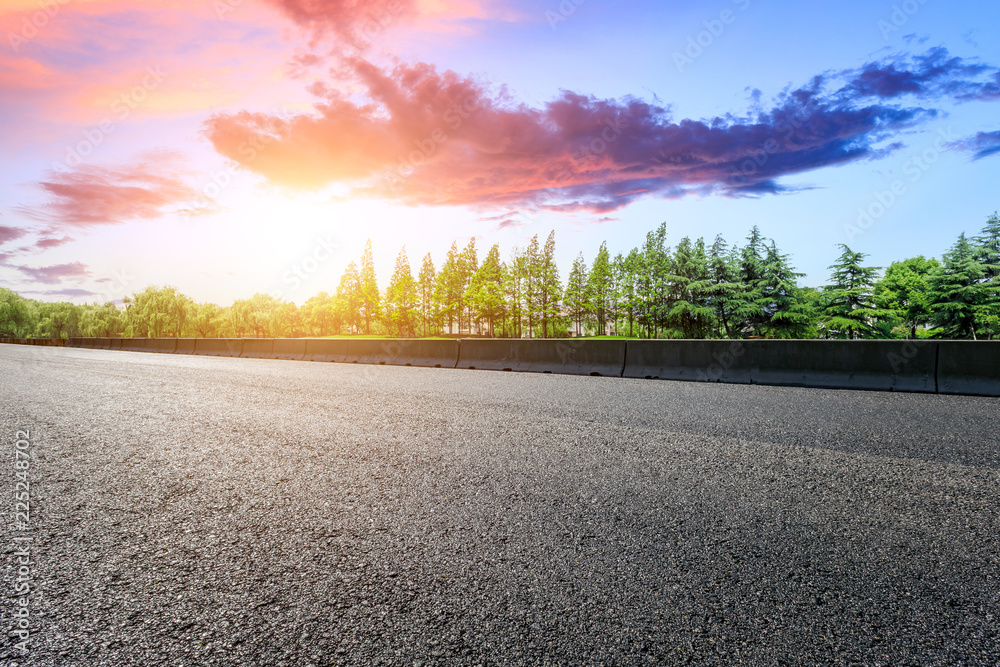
[2,213,997,340]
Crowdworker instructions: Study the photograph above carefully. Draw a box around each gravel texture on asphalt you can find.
[1,344,999,666]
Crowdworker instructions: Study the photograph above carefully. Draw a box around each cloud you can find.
[13,261,90,284]
[947,130,1000,160]
[205,48,1000,213]
[0,225,26,245]
[839,47,995,100]
[18,288,99,298]
[33,236,74,250]
[19,153,198,227]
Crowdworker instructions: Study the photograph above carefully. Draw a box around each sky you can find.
[1,0,999,305]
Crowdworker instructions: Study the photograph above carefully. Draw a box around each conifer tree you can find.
[821,245,885,339]
[359,240,380,335]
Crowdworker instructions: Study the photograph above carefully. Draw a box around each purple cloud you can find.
[948,130,1000,160]
[13,262,91,284]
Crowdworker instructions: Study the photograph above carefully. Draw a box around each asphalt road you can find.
[1,344,998,666]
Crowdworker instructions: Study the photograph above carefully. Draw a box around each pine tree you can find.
[564,252,590,336]
[435,243,462,334]
[522,235,541,338]
[666,237,715,338]
[706,234,743,338]
[359,240,380,335]
[973,212,1000,338]
[383,247,418,337]
[587,242,613,335]
[459,239,478,334]
[821,245,885,339]
[760,241,811,338]
[538,231,563,338]
[466,244,506,337]
[418,253,437,337]
[928,233,987,339]
[335,261,361,334]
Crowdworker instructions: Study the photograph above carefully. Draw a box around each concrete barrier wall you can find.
[240,338,274,359]
[5,336,997,397]
[193,338,244,357]
[937,341,1000,397]
[302,339,351,363]
[344,339,460,368]
[459,339,626,376]
[121,338,177,353]
[623,340,752,383]
[751,340,938,392]
[267,339,306,360]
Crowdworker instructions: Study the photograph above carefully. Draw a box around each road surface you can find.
[1,344,998,665]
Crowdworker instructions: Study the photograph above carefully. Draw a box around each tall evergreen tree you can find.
[587,242,614,335]
[666,237,715,338]
[435,242,462,334]
[538,231,563,338]
[760,241,812,338]
[383,247,418,337]
[466,244,507,337]
[821,245,885,339]
[564,252,590,336]
[335,261,361,334]
[706,234,743,338]
[418,253,437,336]
[928,233,988,339]
[359,240,380,335]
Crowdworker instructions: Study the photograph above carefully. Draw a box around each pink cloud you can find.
[204,50,1000,214]
[0,225,26,245]
[13,261,90,284]
[21,153,198,227]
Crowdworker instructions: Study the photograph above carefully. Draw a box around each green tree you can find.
[759,241,811,338]
[435,242,462,334]
[665,237,714,338]
[417,253,437,336]
[192,302,225,337]
[335,261,361,334]
[537,231,563,338]
[383,247,419,337]
[564,252,590,336]
[36,302,80,339]
[301,292,335,336]
[821,245,885,339]
[587,242,614,335]
[467,244,507,337]
[0,288,37,337]
[873,256,940,338]
[928,233,988,339]
[706,235,743,338]
[358,240,380,335]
